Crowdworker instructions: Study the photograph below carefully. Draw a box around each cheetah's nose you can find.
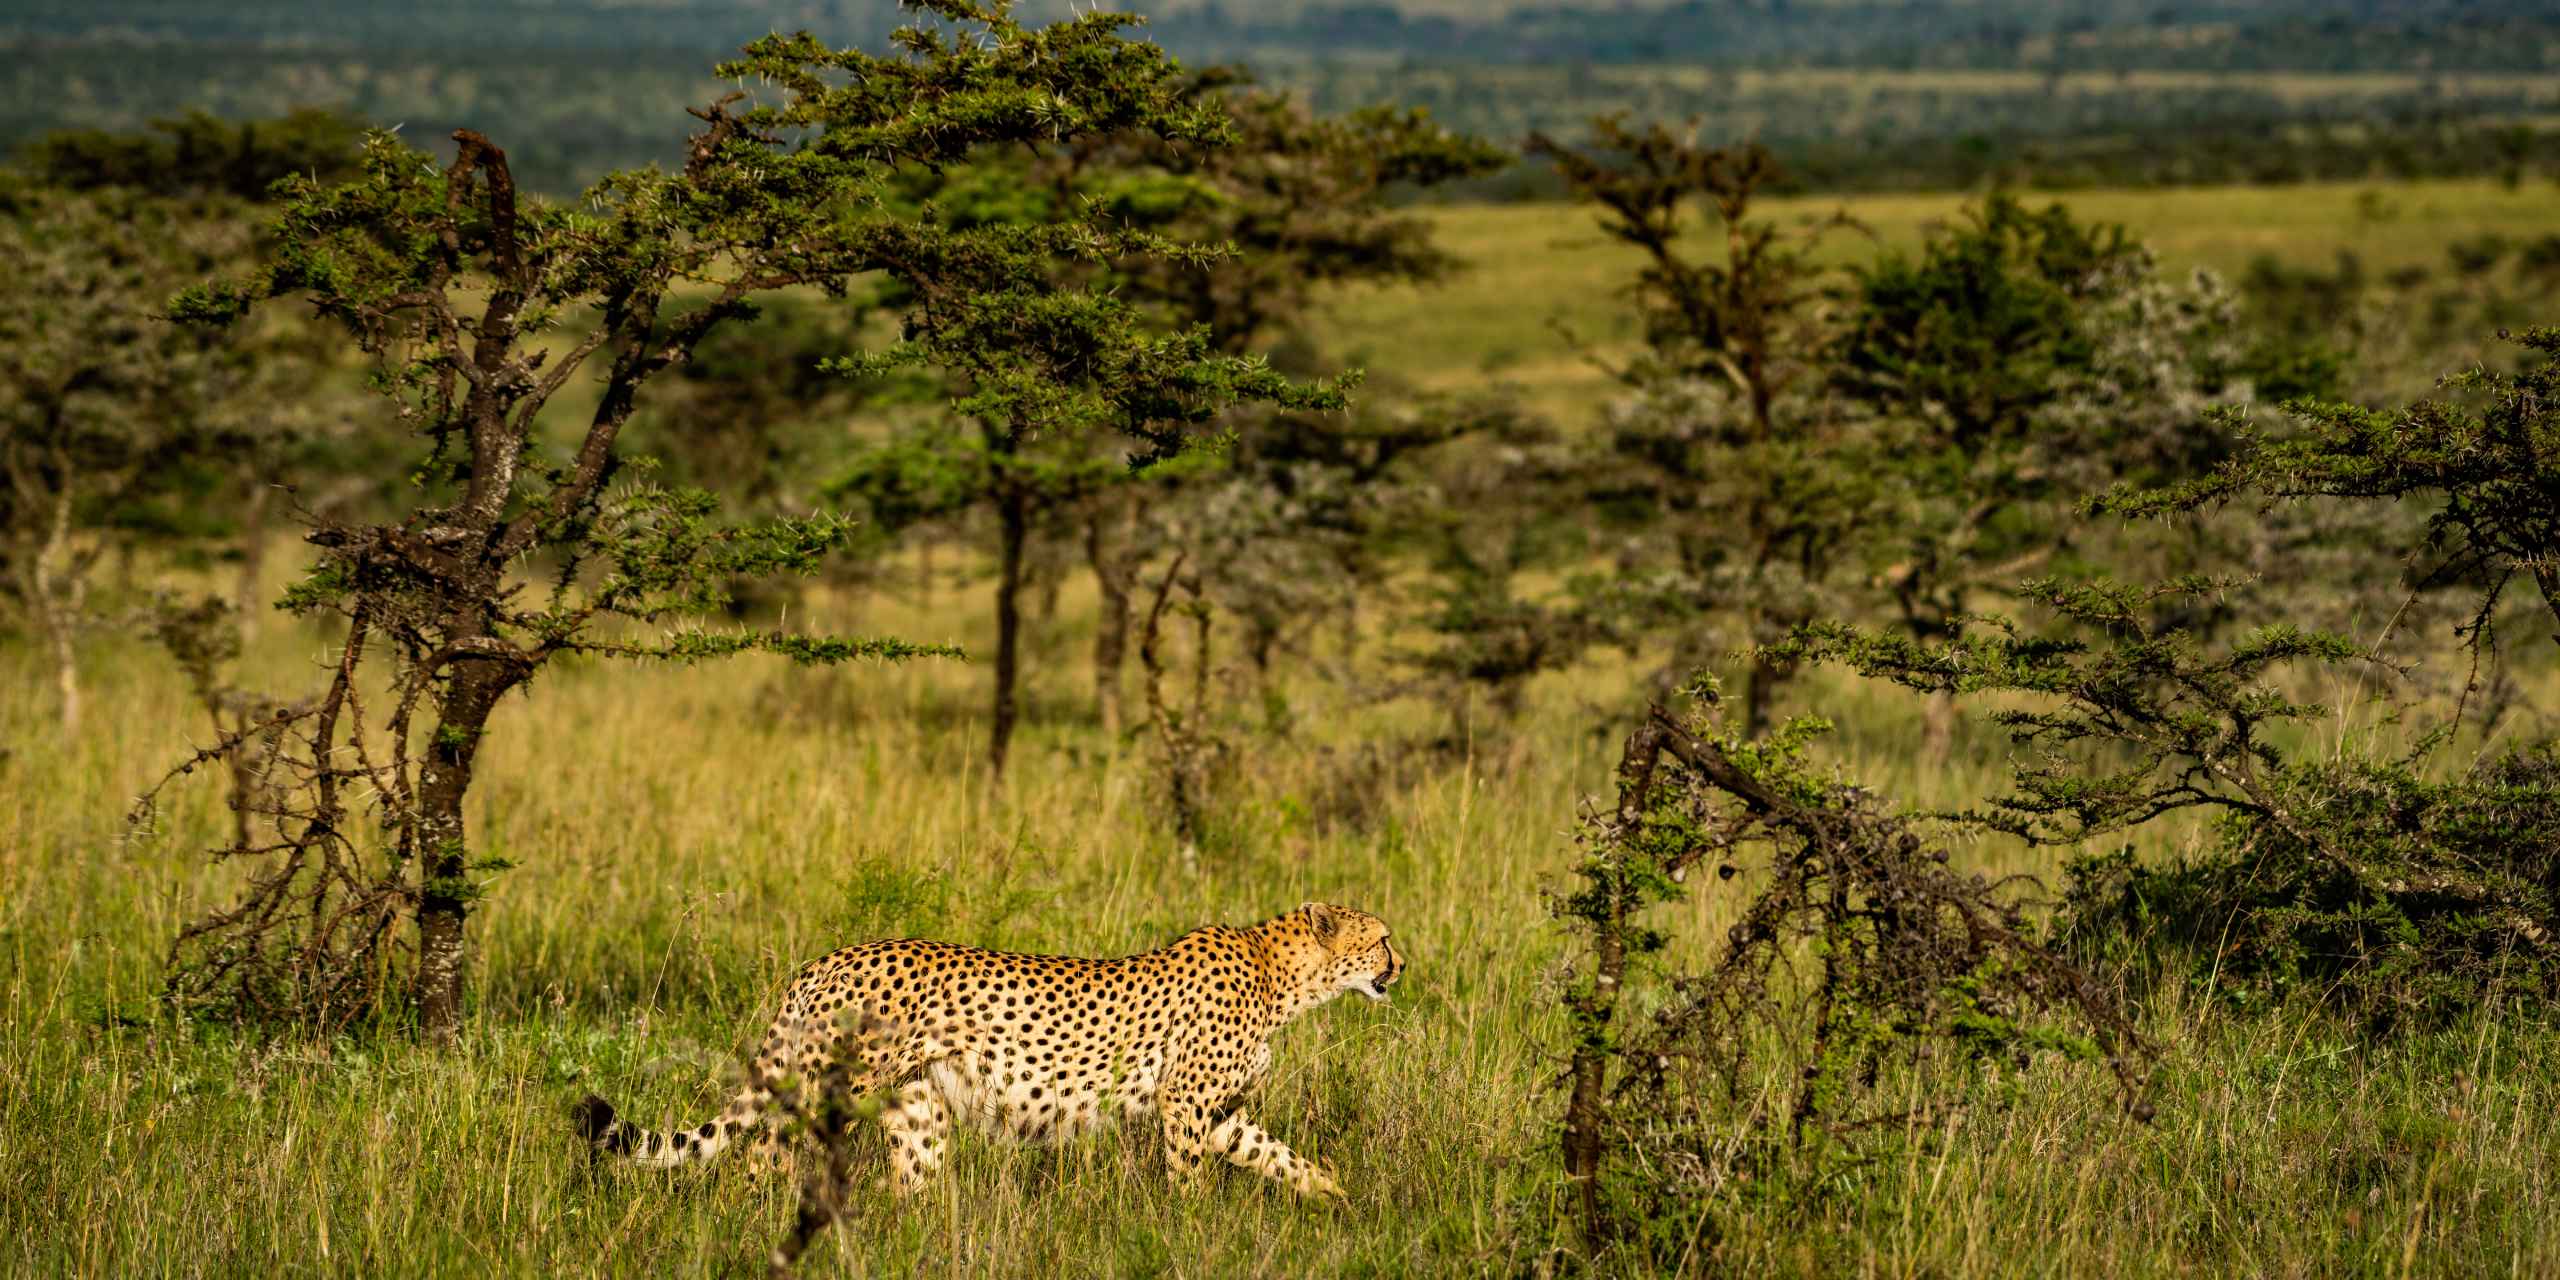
[1363,953,1402,1001]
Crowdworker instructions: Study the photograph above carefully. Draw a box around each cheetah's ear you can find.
[1300,902,1340,942]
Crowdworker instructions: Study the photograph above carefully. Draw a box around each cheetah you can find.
[572,902,1403,1199]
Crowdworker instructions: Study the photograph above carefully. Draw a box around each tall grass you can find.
[2,546,2552,1277]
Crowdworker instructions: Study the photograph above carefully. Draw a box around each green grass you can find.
[8,178,2560,1275]
[4,549,2557,1277]
[1316,177,2560,417]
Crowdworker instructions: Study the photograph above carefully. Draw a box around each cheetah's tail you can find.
[573,1086,766,1169]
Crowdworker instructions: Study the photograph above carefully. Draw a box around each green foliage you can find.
[144,593,245,694]
[1792,321,2560,1036]
[1835,193,2137,447]
[2090,327,2560,654]
[1782,576,2369,842]
[14,108,366,200]
[824,70,1500,774]
[1403,529,1599,725]
[0,184,262,530]
[1531,121,1831,404]
[1573,371,1882,632]
[148,0,1343,1032]
[822,426,1004,538]
[638,628,957,666]
[1554,697,2149,1258]
[1532,119,1877,731]
[535,491,869,635]
[1087,79,1510,357]
[1827,193,2257,708]
[2064,744,2560,1030]
[624,298,919,508]
[0,178,338,734]
[1787,563,2560,1033]
[2231,252,2357,403]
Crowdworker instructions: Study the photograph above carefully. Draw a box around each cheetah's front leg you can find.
[1158,1091,1215,1192]
[1209,1109,1343,1200]
[882,1076,952,1195]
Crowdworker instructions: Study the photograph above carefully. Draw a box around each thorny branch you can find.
[137,604,415,1031]
[1557,701,2152,1246]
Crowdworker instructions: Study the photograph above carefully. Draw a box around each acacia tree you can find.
[2093,326,2560,658]
[832,79,1499,769]
[17,107,365,200]
[1780,331,2560,1028]
[155,2,1326,1039]
[8,113,375,642]
[1393,396,1607,737]
[1843,198,2222,634]
[1067,83,1507,732]
[1831,195,2253,754]
[0,183,289,736]
[1554,696,2148,1254]
[1782,574,2560,1029]
[1531,119,1872,735]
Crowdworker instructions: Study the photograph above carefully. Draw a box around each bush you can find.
[2064,743,2560,1032]
[1552,697,2150,1263]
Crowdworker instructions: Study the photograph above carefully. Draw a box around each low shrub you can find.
[2065,743,2560,1032]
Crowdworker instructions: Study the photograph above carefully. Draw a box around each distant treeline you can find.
[11,1,2559,70]
[1443,114,2560,202]
[9,44,727,196]
[16,55,2558,201]
[9,1,2560,197]
[1162,3,2560,73]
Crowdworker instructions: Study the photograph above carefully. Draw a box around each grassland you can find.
[1316,177,2559,416]
[9,570,2558,1278]
[4,178,2559,1277]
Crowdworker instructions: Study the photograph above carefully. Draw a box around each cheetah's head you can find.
[1285,902,1404,1004]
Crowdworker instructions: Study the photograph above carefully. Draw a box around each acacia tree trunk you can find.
[30,479,86,738]
[1561,721,1669,1242]
[1138,555,1208,853]
[1921,690,1958,761]
[1036,555,1062,622]
[1743,642,1782,739]
[1733,517,1788,739]
[235,479,272,635]
[411,659,514,1042]
[990,483,1029,780]
[1189,598,1213,721]
[1083,506,1133,737]
[2533,564,2560,651]
[40,600,79,738]
[1246,613,1276,683]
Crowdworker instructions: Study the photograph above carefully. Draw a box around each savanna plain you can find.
[5,181,2558,1279]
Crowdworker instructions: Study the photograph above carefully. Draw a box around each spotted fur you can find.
[573,902,1403,1199]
